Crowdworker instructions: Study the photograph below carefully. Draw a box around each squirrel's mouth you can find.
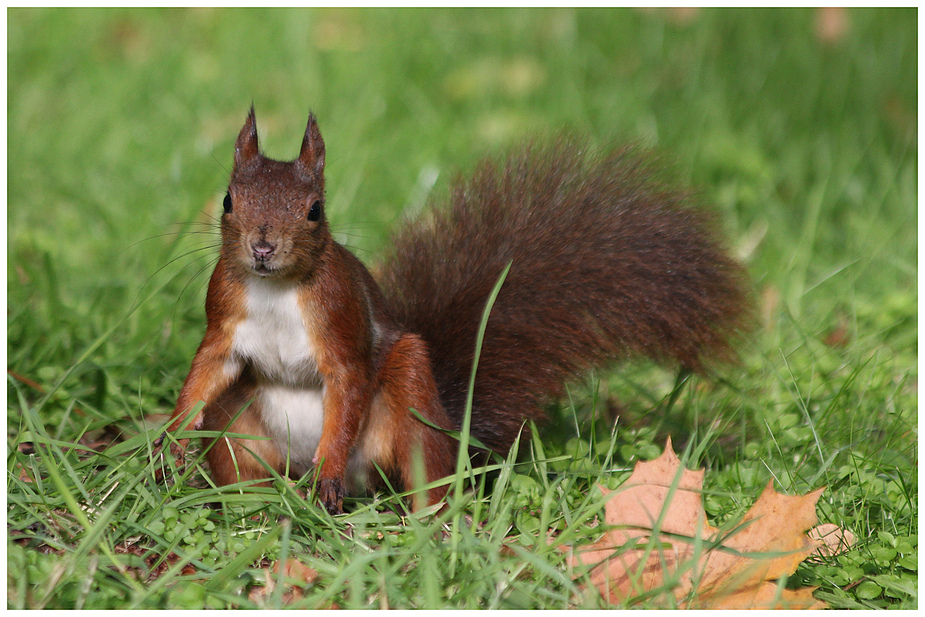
[242,253,279,276]
[251,261,279,277]
[248,258,300,280]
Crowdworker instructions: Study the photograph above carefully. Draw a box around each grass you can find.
[7,7,916,609]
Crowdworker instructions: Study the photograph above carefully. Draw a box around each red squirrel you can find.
[163,107,749,514]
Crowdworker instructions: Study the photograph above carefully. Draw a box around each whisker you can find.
[167,255,221,321]
[137,242,219,290]
[122,228,218,252]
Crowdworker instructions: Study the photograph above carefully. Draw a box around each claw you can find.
[153,431,167,449]
[317,477,345,515]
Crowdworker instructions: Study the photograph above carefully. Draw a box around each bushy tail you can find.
[376,139,751,452]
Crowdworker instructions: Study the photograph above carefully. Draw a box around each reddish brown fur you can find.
[304,243,378,508]
[201,373,282,485]
[374,334,456,509]
[167,110,750,514]
[167,258,245,438]
[377,140,751,453]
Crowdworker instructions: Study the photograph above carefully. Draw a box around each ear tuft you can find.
[233,106,260,170]
[298,112,326,178]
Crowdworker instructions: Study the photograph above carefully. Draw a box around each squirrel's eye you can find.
[222,193,232,214]
[307,199,322,222]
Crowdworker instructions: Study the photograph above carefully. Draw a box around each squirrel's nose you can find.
[251,239,276,261]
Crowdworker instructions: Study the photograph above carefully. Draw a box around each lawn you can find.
[7,8,916,609]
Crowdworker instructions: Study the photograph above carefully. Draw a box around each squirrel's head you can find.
[221,106,330,280]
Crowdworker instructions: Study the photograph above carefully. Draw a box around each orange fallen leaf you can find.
[248,557,319,605]
[808,523,858,561]
[568,438,854,609]
[16,464,34,483]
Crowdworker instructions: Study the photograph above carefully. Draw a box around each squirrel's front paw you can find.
[316,477,345,515]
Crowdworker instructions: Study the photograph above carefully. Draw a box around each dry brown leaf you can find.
[16,464,34,483]
[822,315,852,348]
[275,557,319,586]
[808,523,858,561]
[815,7,850,45]
[249,558,319,605]
[568,438,854,609]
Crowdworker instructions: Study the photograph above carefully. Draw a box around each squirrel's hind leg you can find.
[201,380,284,487]
[365,333,457,510]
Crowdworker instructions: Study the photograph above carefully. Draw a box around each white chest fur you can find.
[232,278,325,471]
[232,278,320,383]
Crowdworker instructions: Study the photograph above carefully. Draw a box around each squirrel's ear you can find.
[298,112,326,178]
[234,106,260,169]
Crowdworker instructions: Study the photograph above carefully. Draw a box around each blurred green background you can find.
[8,5,916,447]
[8,5,917,441]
